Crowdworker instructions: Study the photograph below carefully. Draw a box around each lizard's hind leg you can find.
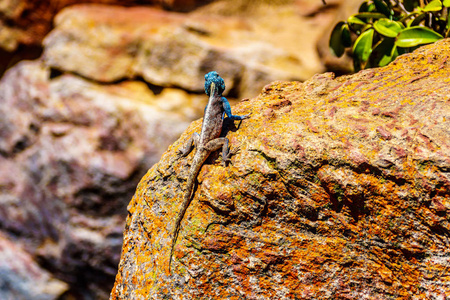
[205,137,231,166]
[178,133,200,157]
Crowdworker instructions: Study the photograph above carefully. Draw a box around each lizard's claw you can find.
[231,146,241,156]
[236,114,250,121]
[222,157,231,167]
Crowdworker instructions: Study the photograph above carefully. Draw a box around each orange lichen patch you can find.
[111,40,450,299]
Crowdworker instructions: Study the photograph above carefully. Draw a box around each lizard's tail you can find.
[169,137,209,274]
[168,164,199,274]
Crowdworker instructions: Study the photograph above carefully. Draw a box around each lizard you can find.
[169,71,249,273]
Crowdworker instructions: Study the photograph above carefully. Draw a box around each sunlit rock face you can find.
[111,40,450,300]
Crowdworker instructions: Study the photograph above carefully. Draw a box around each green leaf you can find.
[399,11,419,23]
[359,1,370,13]
[423,0,442,11]
[367,3,377,12]
[444,0,450,7]
[377,39,398,66]
[374,18,404,37]
[353,58,362,72]
[379,49,397,66]
[395,26,443,47]
[348,15,366,25]
[381,46,404,66]
[369,38,393,67]
[447,13,450,34]
[404,1,416,11]
[374,0,392,17]
[329,22,346,57]
[445,14,450,31]
[353,28,374,62]
[410,13,428,27]
[352,12,388,20]
[342,24,352,47]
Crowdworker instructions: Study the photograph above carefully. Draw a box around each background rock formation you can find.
[0,0,209,76]
[111,40,450,299]
[0,60,198,298]
[41,2,333,98]
[0,0,207,50]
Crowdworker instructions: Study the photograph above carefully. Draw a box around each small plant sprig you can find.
[330,0,450,71]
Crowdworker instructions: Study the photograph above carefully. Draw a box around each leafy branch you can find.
[330,0,449,71]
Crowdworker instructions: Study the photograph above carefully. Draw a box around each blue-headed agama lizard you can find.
[169,71,249,273]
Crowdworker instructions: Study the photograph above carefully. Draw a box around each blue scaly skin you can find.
[169,71,249,273]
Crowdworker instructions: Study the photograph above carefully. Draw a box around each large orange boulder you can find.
[111,40,450,299]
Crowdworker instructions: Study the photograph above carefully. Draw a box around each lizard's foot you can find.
[222,157,231,167]
[222,146,240,167]
[233,114,250,121]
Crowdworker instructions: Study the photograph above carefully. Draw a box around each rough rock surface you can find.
[0,60,202,299]
[111,40,450,299]
[42,1,341,98]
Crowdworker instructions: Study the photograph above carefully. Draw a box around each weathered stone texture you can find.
[111,40,450,299]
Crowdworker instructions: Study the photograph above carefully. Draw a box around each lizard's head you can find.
[204,71,225,96]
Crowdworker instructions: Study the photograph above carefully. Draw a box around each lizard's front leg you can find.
[222,97,250,120]
[177,132,200,157]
